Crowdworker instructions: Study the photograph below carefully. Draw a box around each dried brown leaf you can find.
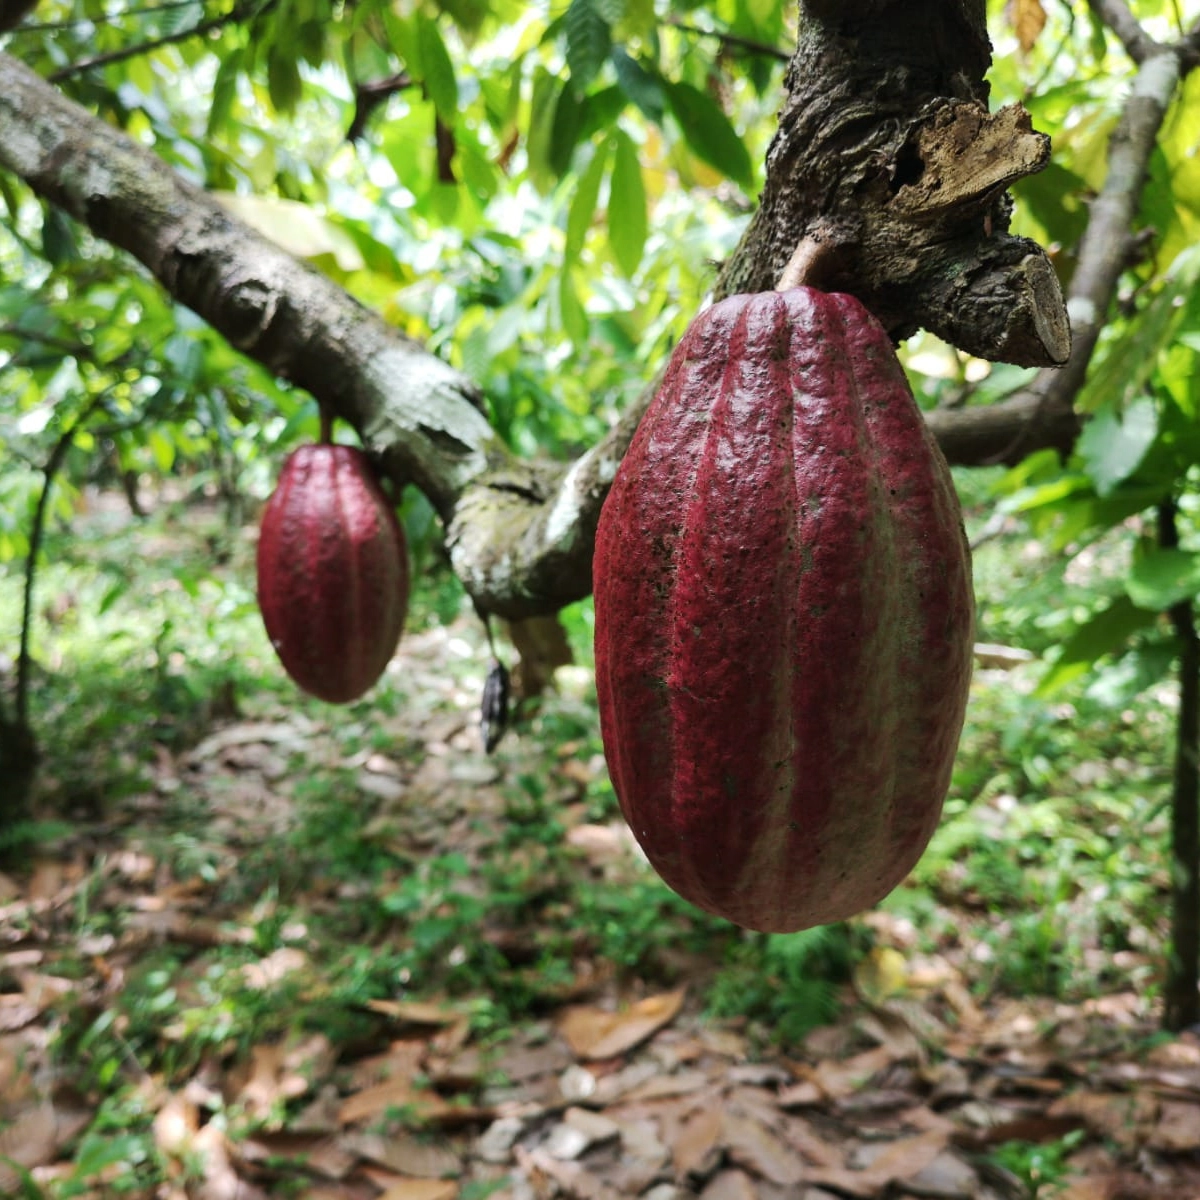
[1146,1100,1200,1152]
[372,1176,459,1200]
[236,1132,357,1181]
[346,1039,427,1090]
[721,1111,805,1185]
[557,989,685,1060]
[954,1113,1086,1150]
[612,1113,670,1166]
[565,824,630,870]
[697,1027,747,1060]
[517,1146,624,1200]
[1007,0,1047,53]
[808,1128,949,1196]
[27,861,68,901]
[1047,1091,1159,1150]
[671,1101,724,1176]
[338,1076,451,1126]
[564,1106,622,1146]
[805,1046,894,1100]
[0,1102,58,1190]
[699,1168,758,1200]
[192,1123,270,1200]
[623,1069,712,1102]
[906,1150,981,1198]
[776,1079,823,1108]
[344,1131,461,1177]
[241,947,308,990]
[779,1114,842,1168]
[362,998,460,1027]
[153,1092,200,1156]
[499,1039,572,1083]
[0,996,39,1032]
[1059,1176,1118,1200]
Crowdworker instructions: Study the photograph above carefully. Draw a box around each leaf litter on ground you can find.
[2,504,1200,1198]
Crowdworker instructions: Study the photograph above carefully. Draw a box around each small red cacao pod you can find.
[593,288,975,933]
[257,444,409,704]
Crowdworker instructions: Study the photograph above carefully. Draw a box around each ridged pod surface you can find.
[593,288,975,933]
[257,444,409,704]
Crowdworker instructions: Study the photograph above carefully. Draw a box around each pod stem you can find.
[474,599,499,659]
[318,406,334,445]
[776,222,843,292]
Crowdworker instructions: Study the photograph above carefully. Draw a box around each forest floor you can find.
[2,490,1200,1200]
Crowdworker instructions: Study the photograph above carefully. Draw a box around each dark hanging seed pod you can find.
[481,659,511,754]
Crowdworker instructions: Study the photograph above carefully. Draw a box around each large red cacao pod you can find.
[593,288,974,933]
[257,444,409,704]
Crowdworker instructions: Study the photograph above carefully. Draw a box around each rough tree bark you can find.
[717,1,1069,368]
[1162,499,1200,1032]
[0,2,1191,620]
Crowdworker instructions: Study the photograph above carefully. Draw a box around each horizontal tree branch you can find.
[46,5,247,82]
[666,17,791,63]
[1087,0,1160,63]
[0,0,1192,621]
[8,0,206,34]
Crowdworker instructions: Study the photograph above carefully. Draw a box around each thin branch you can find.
[9,0,203,34]
[347,71,413,143]
[0,324,92,357]
[47,5,245,82]
[1086,0,1160,63]
[666,17,791,64]
[17,392,108,723]
[1183,13,1200,66]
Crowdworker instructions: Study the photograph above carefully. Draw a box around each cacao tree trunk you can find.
[1161,499,1200,1031]
[0,710,38,825]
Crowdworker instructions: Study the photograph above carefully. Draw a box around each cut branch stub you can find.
[718,0,1071,370]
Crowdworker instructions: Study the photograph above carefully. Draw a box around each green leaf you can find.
[741,0,783,30]
[436,0,488,33]
[549,84,587,177]
[207,46,243,136]
[1077,243,1200,414]
[1127,548,1200,611]
[417,14,459,125]
[41,205,78,266]
[526,68,561,193]
[266,47,303,114]
[565,0,612,95]
[295,20,326,67]
[1037,595,1158,696]
[1077,393,1159,496]
[579,86,626,142]
[664,80,753,188]
[611,47,665,123]
[566,141,610,263]
[607,128,646,277]
[559,266,589,344]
